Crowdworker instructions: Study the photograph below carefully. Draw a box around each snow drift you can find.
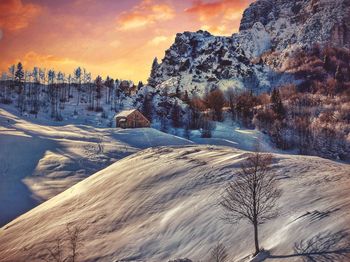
[0,145,349,261]
[0,108,192,226]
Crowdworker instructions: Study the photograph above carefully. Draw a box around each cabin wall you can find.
[116,111,150,128]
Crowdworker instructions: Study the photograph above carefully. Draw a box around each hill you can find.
[0,108,192,226]
[0,145,349,261]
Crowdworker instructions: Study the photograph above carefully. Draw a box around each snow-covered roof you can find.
[115,109,137,118]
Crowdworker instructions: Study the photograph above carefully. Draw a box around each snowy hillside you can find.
[0,108,192,226]
[0,145,349,261]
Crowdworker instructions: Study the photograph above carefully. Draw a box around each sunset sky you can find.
[0,0,252,82]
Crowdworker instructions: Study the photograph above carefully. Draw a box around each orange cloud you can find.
[0,0,42,32]
[185,0,253,35]
[21,51,78,70]
[148,35,170,46]
[116,0,175,30]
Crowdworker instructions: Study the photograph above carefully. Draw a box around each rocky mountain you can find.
[148,30,272,96]
[239,0,350,51]
[149,0,350,95]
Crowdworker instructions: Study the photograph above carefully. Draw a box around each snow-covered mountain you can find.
[239,0,350,51]
[148,30,272,96]
[149,0,350,94]
[1,146,349,261]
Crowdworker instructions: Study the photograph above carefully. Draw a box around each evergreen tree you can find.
[141,92,153,122]
[183,106,192,139]
[31,67,40,117]
[182,90,190,104]
[137,81,143,90]
[104,76,114,105]
[148,57,159,87]
[335,65,344,82]
[271,88,285,119]
[15,62,25,113]
[48,69,58,119]
[160,111,168,133]
[323,55,331,72]
[74,67,82,106]
[95,75,103,111]
[171,100,182,128]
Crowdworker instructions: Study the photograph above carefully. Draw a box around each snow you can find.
[115,109,137,118]
[0,145,349,261]
[191,120,277,153]
[0,108,192,226]
[234,22,272,59]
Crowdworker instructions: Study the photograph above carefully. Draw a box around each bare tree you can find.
[41,238,63,262]
[220,151,281,256]
[40,224,82,262]
[210,243,228,262]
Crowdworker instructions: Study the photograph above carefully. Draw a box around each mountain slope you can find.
[0,108,192,226]
[149,0,350,94]
[0,146,349,261]
[239,0,350,51]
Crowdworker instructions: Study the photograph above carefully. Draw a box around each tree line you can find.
[0,62,143,121]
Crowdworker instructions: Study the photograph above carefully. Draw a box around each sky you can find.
[0,0,253,82]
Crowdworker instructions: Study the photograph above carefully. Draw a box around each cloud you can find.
[148,35,170,46]
[22,51,77,68]
[185,0,253,35]
[0,0,42,32]
[201,25,228,36]
[109,40,121,48]
[116,0,175,30]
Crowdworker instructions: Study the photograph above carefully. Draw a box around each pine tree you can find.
[31,67,40,117]
[142,92,153,122]
[15,62,25,113]
[183,106,192,139]
[335,65,344,82]
[182,90,190,104]
[95,75,103,112]
[148,57,159,87]
[48,69,57,119]
[323,55,331,72]
[171,100,182,128]
[104,76,114,105]
[137,81,143,90]
[74,67,82,106]
[271,88,285,119]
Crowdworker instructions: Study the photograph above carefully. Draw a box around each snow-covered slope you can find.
[0,108,192,226]
[1,145,349,261]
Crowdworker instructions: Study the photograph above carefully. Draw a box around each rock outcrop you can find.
[149,0,350,94]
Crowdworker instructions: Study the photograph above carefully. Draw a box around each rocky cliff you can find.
[240,0,350,50]
[149,0,350,94]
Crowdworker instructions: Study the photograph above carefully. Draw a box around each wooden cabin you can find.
[115,109,150,128]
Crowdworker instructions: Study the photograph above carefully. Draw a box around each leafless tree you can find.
[210,243,228,262]
[40,238,63,262]
[40,224,82,262]
[220,151,281,256]
[66,224,81,262]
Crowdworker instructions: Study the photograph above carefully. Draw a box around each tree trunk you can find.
[253,222,260,256]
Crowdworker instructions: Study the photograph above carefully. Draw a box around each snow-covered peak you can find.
[239,0,350,50]
[148,0,350,95]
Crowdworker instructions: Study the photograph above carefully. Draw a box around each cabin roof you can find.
[115,109,137,118]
